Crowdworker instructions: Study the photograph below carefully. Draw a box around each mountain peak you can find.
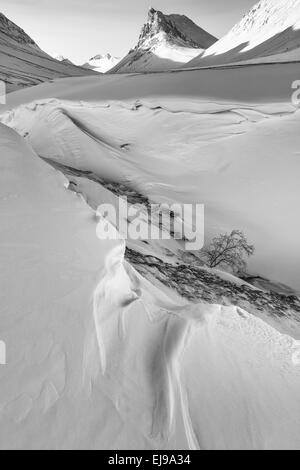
[54,55,74,65]
[82,53,121,73]
[137,8,217,50]
[90,53,113,61]
[148,7,157,16]
[111,8,217,73]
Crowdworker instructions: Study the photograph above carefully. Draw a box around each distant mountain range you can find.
[0,12,98,92]
[110,7,217,73]
[82,53,121,73]
[54,55,74,65]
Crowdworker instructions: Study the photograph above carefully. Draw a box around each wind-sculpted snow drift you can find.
[1,123,300,449]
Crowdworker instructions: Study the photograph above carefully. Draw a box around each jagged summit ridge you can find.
[137,7,217,50]
[90,53,112,61]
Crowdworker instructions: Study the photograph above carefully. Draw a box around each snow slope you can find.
[187,0,300,67]
[1,123,300,449]
[0,12,97,92]
[82,54,121,74]
[111,8,217,73]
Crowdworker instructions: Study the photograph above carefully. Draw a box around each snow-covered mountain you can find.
[54,55,74,65]
[0,12,97,92]
[187,0,300,67]
[82,53,121,73]
[111,7,217,73]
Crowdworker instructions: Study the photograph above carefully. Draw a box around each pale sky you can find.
[1,0,256,64]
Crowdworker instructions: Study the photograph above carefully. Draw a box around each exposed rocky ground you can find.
[42,158,151,207]
[136,8,217,50]
[125,248,300,322]
[0,12,37,46]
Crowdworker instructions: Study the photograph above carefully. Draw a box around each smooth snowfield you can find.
[1,124,300,449]
[2,62,300,291]
[5,62,299,106]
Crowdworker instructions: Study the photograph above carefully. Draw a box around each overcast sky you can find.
[1,0,256,63]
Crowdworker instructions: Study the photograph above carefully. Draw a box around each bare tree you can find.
[202,230,255,273]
